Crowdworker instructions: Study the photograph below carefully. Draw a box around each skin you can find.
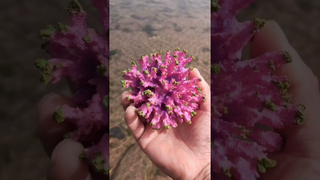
[121,68,211,180]
[251,21,320,180]
[38,93,91,180]
[37,20,320,180]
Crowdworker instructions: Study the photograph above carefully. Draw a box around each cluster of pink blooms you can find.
[35,0,109,175]
[211,0,305,179]
[122,49,206,129]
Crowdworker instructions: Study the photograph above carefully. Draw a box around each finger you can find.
[188,68,211,112]
[250,20,320,138]
[251,20,319,92]
[121,91,132,110]
[47,139,91,180]
[138,125,162,150]
[38,93,75,157]
[125,106,145,142]
[125,106,160,150]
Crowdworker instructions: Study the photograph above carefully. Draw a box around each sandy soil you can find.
[0,0,319,180]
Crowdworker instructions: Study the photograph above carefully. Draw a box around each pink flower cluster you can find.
[211,0,305,179]
[122,49,206,129]
[35,0,109,174]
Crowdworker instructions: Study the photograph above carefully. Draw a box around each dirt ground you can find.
[0,0,319,180]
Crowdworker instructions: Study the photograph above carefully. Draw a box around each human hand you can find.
[38,94,106,180]
[121,68,211,180]
[251,20,320,180]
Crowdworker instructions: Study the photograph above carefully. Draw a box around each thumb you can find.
[47,139,91,180]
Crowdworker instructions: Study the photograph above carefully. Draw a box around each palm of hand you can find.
[122,68,211,179]
[138,110,210,180]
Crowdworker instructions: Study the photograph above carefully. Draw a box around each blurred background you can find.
[0,0,319,180]
[0,1,102,179]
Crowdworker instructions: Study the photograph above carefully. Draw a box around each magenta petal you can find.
[122,49,205,129]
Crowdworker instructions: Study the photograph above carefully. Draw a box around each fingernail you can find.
[39,93,55,106]
[50,139,66,161]
[272,22,289,43]
[264,20,290,46]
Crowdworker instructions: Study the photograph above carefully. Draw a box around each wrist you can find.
[194,163,210,180]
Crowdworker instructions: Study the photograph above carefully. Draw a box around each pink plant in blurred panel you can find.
[35,0,109,174]
[211,0,305,179]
